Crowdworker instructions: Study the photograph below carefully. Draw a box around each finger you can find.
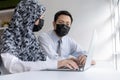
[78,55,86,60]
[69,58,79,65]
[81,59,86,65]
[66,63,73,69]
[67,60,79,69]
[79,57,85,63]
[78,55,84,62]
[79,56,86,65]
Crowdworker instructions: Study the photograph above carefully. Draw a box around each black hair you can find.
[54,10,73,23]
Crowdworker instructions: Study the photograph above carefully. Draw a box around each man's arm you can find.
[68,37,89,65]
[38,33,61,60]
[68,37,87,57]
[38,33,83,69]
[69,39,95,65]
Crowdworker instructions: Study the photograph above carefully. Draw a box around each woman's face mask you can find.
[33,19,44,32]
[55,24,70,37]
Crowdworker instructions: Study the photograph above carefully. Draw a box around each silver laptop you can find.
[42,30,96,72]
[80,30,96,71]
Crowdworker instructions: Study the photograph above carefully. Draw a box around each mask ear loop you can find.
[39,19,44,27]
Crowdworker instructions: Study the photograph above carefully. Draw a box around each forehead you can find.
[57,15,71,23]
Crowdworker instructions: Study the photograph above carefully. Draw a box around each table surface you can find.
[0,61,120,80]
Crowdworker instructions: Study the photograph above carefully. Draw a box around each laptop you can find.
[80,30,96,71]
[42,30,96,72]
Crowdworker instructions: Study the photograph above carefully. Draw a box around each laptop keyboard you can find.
[59,65,85,71]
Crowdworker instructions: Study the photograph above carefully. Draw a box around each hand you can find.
[78,55,96,65]
[78,55,87,66]
[58,59,79,70]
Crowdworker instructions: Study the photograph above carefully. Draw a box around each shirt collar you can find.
[51,30,63,43]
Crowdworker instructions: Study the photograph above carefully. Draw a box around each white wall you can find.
[38,0,114,61]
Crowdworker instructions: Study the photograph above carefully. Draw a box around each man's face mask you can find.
[33,19,44,32]
[55,24,70,37]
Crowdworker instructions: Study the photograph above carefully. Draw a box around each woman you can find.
[0,0,58,73]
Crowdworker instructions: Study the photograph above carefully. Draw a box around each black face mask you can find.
[55,24,70,37]
[33,19,44,32]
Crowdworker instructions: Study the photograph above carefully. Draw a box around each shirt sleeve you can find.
[38,33,60,60]
[69,37,88,58]
[1,53,57,73]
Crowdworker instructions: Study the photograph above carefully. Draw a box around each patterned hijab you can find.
[0,0,46,61]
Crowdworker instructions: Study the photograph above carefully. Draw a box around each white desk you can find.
[0,61,120,80]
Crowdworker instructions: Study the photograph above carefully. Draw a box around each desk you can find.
[0,61,120,80]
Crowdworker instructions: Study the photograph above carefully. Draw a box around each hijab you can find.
[0,0,46,61]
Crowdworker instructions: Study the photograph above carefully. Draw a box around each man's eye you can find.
[58,22,64,24]
[66,24,70,26]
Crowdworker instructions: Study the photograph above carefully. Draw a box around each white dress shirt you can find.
[1,53,57,74]
[38,30,87,60]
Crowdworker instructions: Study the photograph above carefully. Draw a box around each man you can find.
[38,10,95,70]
